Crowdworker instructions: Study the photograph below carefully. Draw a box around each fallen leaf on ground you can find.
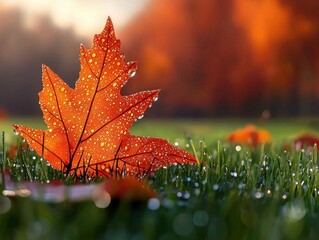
[294,133,319,150]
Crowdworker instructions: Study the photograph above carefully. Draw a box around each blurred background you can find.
[1,0,319,118]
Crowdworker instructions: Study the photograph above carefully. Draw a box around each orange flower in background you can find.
[227,124,271,147]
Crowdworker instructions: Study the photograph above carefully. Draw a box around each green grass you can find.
[1,118,319,239]
[4,116,319,142]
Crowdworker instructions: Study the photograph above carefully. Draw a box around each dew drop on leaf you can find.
[129,70,136,77]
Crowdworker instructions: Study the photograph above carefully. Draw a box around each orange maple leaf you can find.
[13,17,196,177]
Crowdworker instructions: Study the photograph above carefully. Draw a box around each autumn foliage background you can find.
[1,0,319,117]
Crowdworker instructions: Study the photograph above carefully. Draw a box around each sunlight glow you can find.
[0,0,151,36]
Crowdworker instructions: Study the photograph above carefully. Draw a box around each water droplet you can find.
[193,210,209,227]
[148,198,160,210]
[183,191,191,199]
[129,70,136,77]
[154,96,158,102]
[254,191,264,199]
[235,145,241,151]
[177,192,182,198]
[231,172,238,177]
[213,184,219,190]
[13,130,19,136]
[137,115,144,120]
[194,188,200,196]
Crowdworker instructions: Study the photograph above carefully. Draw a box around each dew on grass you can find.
[94,191,111,208]
[183,191,190,199]
[238,183,246,190]
[193,210,209,227]
[235,145,241,152]
[282,200,306,221]
[213,184,219,190]
[0,196,11,214]
[177,192,182,198]
[194,188,201,196]
[230,172,238,177]
[148,198,160,210]
[254,191,264,199]
[194,182,199,188]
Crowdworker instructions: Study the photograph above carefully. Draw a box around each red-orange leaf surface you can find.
[13,17,196,177]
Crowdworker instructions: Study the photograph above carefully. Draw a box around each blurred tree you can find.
[121,0,319,117]
[0,7,88,115]
[2,0,319,118]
